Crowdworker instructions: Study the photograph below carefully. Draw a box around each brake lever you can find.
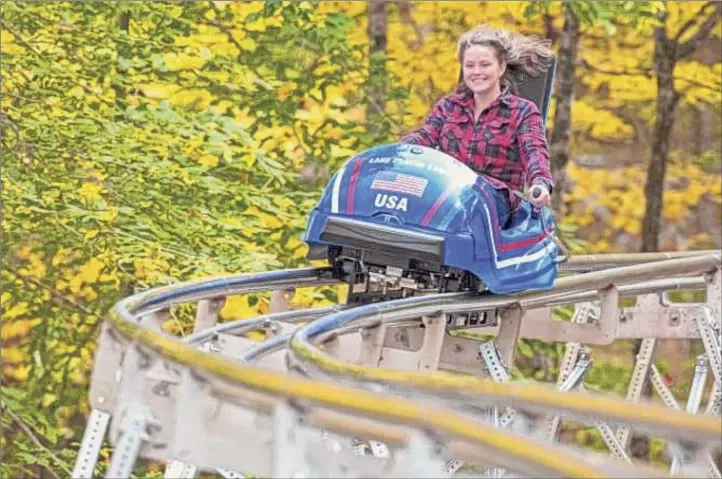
[529,186,544,218]
[518,187,569,263]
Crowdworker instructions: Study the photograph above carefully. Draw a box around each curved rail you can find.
[560,249,721,271]
[107,269,666,477]
[77,249,722,478]
[237,274,708,364]
[122,266,337,313]
[287,254,722,443]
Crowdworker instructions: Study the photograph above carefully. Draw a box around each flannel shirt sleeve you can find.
[398,99,445,147]
[517,104,554,193]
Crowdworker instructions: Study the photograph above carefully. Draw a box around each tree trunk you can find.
[366,0,388,135]
[549,6,580,217]
[641,17,680,253]
[118,12,130,32]
[632,15,680,460]
[692,106,703,157]
[633,3,721,459]
[641,2,721,251]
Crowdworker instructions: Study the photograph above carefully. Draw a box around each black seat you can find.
[501,55,556,230]
[514,56,556,122]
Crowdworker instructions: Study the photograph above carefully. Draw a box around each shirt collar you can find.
[451,85,513,108]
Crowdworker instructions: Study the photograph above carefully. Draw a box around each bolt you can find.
[146,422,162,436]
[153,381,170,397]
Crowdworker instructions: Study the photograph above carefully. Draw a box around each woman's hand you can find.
[529,183,551,208]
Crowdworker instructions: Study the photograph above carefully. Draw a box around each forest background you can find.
[1,1,721,477]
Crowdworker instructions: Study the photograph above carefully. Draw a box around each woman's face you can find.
[462,44,505,95]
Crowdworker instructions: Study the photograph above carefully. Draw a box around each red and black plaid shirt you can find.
[399,88,553,211]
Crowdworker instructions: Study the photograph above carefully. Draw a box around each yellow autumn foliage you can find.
[78,182,104,201]
[565,159,721,253]
[289,285,348,309]
[1,319,42,341]
[139,83,182,99]
[243,205,284,229]
[4,365,30,382]
[198,154,220,168]
[3,301,30,320]
[675,62,722,105]
[572,101,635,139]
[164,52,206,71]
[66,257,106,294]
[17,250,47,280]
[286,236,309,260]
[220,294,268,320]
[0,27,24,54]
[169,88,213,110]
[1,346,27,364]
[133,256,171,281]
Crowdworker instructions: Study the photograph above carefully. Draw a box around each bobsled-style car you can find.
[303,144,561,297]
[303,57,560,299]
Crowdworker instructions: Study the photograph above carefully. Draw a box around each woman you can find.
[399,24,555,228]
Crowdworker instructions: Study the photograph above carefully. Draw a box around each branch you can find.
[109,227,216,262]
[0,112,22,137]
[580,59,653,78]
[675,2,722,59]
[365,94,403,130]
[1,20,98,97]
[675,75,722,94]
[673,2,716,43]
[581,59,719,106]
[203,2,244,61]
[578,31,648,50]
[197,5,271,86]
[0,19,44,57]
[395,2,425,49]
[582,132,636,146]
[3,404,69,479]
[3,265,97,318]
[608,106,651,146]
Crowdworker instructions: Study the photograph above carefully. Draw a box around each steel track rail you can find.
[106,288,633,478]
[287,254,722,445]
[180,344,675,479]
[183,306,345,347]
[119,267,338,316]
[560,249,719,272]
[197,274,707,362]
[121,250,715,320]
[94,251,720,478]
[110,250,719,319]
[177,271,707,352]
[102,263,703,478]
[520,275,706,308]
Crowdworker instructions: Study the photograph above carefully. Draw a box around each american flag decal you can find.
[370,171,428,197]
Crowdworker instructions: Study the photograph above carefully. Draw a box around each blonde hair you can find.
[455,25,554,93]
